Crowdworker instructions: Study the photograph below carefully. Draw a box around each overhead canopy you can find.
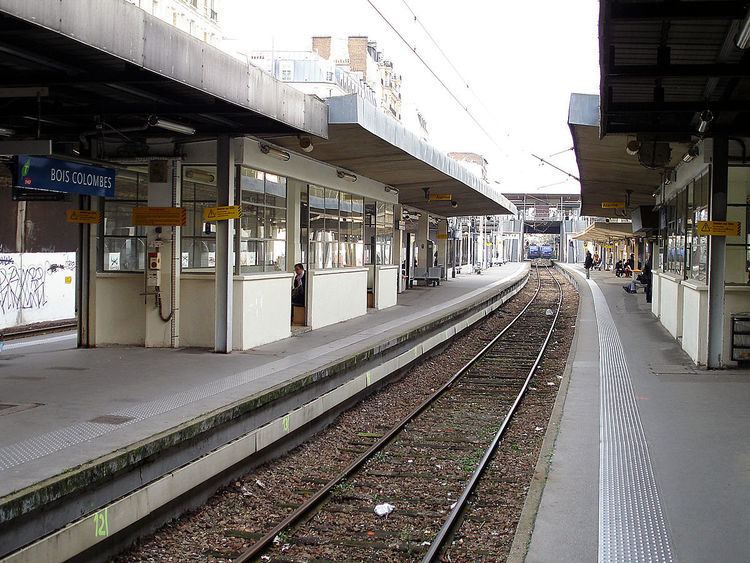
[265,94,517,217]
[600,0,750,138]
[572,221,633,242]
[569,93,687,217]
[0,0,328,142]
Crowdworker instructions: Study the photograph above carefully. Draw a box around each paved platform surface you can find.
[0,263,526,498]
[527,266,750,563]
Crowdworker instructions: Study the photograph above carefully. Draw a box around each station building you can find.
[569,2,750,369]
[0,0,514,353]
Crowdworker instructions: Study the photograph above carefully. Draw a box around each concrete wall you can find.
[651,271,661,319]
[309,268,367,329]
[0,252,76,330]
[181,274,293,349]
[94,274,145,346]
[659,272,683,339]
[374,264,398,310]
[681,280,708,365]
[234,273,293,349]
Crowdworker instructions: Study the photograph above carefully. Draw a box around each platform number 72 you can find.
[94,508,109,538]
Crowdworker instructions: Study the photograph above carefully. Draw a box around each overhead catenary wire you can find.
[368,0,579,182]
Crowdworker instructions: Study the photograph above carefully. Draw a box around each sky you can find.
[221,0,600,195]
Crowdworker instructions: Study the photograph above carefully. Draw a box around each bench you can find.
[412,267,441,287]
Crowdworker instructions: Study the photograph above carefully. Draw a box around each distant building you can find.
[125,0,223,46]
[448,152,489,183]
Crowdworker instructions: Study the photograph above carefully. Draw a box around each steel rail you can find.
[422,265,564,562]
[233,268,543,563]
[0,321,77,341]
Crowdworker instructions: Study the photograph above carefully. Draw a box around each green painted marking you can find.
[21,158,30,178]
[282,415,290,433]
[93,508,109,538]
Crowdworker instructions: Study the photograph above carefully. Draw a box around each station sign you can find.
[429,193,453,202]
[203,205,241,222]
[697,221,741,236]
[66,210,101,224]
[15,155,116,198]
[601,201,626,209]
[132,207,187,226]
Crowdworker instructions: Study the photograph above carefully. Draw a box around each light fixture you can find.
[626,139,641,156]
[451,200,458,208]
[737,8,750,49]
[0,127,15,137]
[697,110,713,134]
[299,136,314,153]
[147,115,195,135]
[384,186,399,194]
[682,145,699,163]
[259,143,291,161]
[185,168,216,183]
[336,170,357,182]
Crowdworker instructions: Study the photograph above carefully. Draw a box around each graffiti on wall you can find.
[0,253,76,329]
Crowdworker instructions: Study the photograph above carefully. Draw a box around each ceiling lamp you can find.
[336,170,357,182]
[697,110,714,134]
[147,115,195,135]
[737,8,750,49]
[682,146,700,163]
[259,143,291,161]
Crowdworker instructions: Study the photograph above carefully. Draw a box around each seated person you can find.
[615,260,624,277]
[624,262,633,277]
[292,263,305,306]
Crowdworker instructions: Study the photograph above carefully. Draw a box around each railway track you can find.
[232,265,563,562]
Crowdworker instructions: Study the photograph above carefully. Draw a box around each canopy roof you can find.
[600,0,750,139]
[569,93,687,217]
[0,0,328,142]
[265,95,517,217]
[572,221,633,242]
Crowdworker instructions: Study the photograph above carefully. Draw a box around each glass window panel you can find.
[265,173,287,207]
[267,240,285,272]
[104,202,138,236]
[239,167,265,204]
[115,173,140,200]
[103,236,145,271]
[241,204,264,239]
[266,206,286,240]
[325,188,339,243]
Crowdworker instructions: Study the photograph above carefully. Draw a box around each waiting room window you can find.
[725,167,750,283]
[689,172,709,281]
[102,169,147,272]
[182,166,217,270]
[376,202,394,264]
[239,167,287,273]
[308,185,366,269]
[664,190,686,276]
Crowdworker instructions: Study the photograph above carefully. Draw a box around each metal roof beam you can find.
[608,63,750,79]
[608,101,750,113]
[609,1,747,20]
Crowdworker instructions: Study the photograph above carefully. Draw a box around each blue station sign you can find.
[16,155,116,198]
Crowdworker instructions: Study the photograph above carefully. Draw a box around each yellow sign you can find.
[429,193,453,202]
[436,233,450,240]
[64,276,72,284]
[132,207,187,226]
[66,210,101,224]
[601,201,626,209]
[203,205,242,222]
[697,221,741,236]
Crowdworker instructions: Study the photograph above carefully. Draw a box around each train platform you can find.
[0,262,528,561]
[521,264,750,563]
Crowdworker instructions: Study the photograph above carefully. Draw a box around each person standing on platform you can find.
[584,250,593,279]
[292,263,305,306]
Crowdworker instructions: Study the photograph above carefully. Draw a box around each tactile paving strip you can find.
[590,280,674,562]
[0,272,525,473]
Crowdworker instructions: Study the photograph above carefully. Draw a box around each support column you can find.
[145,159,180,348]
[76,195,91,348]
[437,218,448,279]
[708,136,729,368]
[393,205,405,292]
[286,181,301,268]
[416,210,429,267]
[215,135,235,353]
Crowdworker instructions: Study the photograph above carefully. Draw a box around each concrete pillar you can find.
[215,136,235,353]
[416,210,429,267]
[145,159,180,348]
[437,218,448,279]
[393,205,405,291]
[708,136,728,368]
